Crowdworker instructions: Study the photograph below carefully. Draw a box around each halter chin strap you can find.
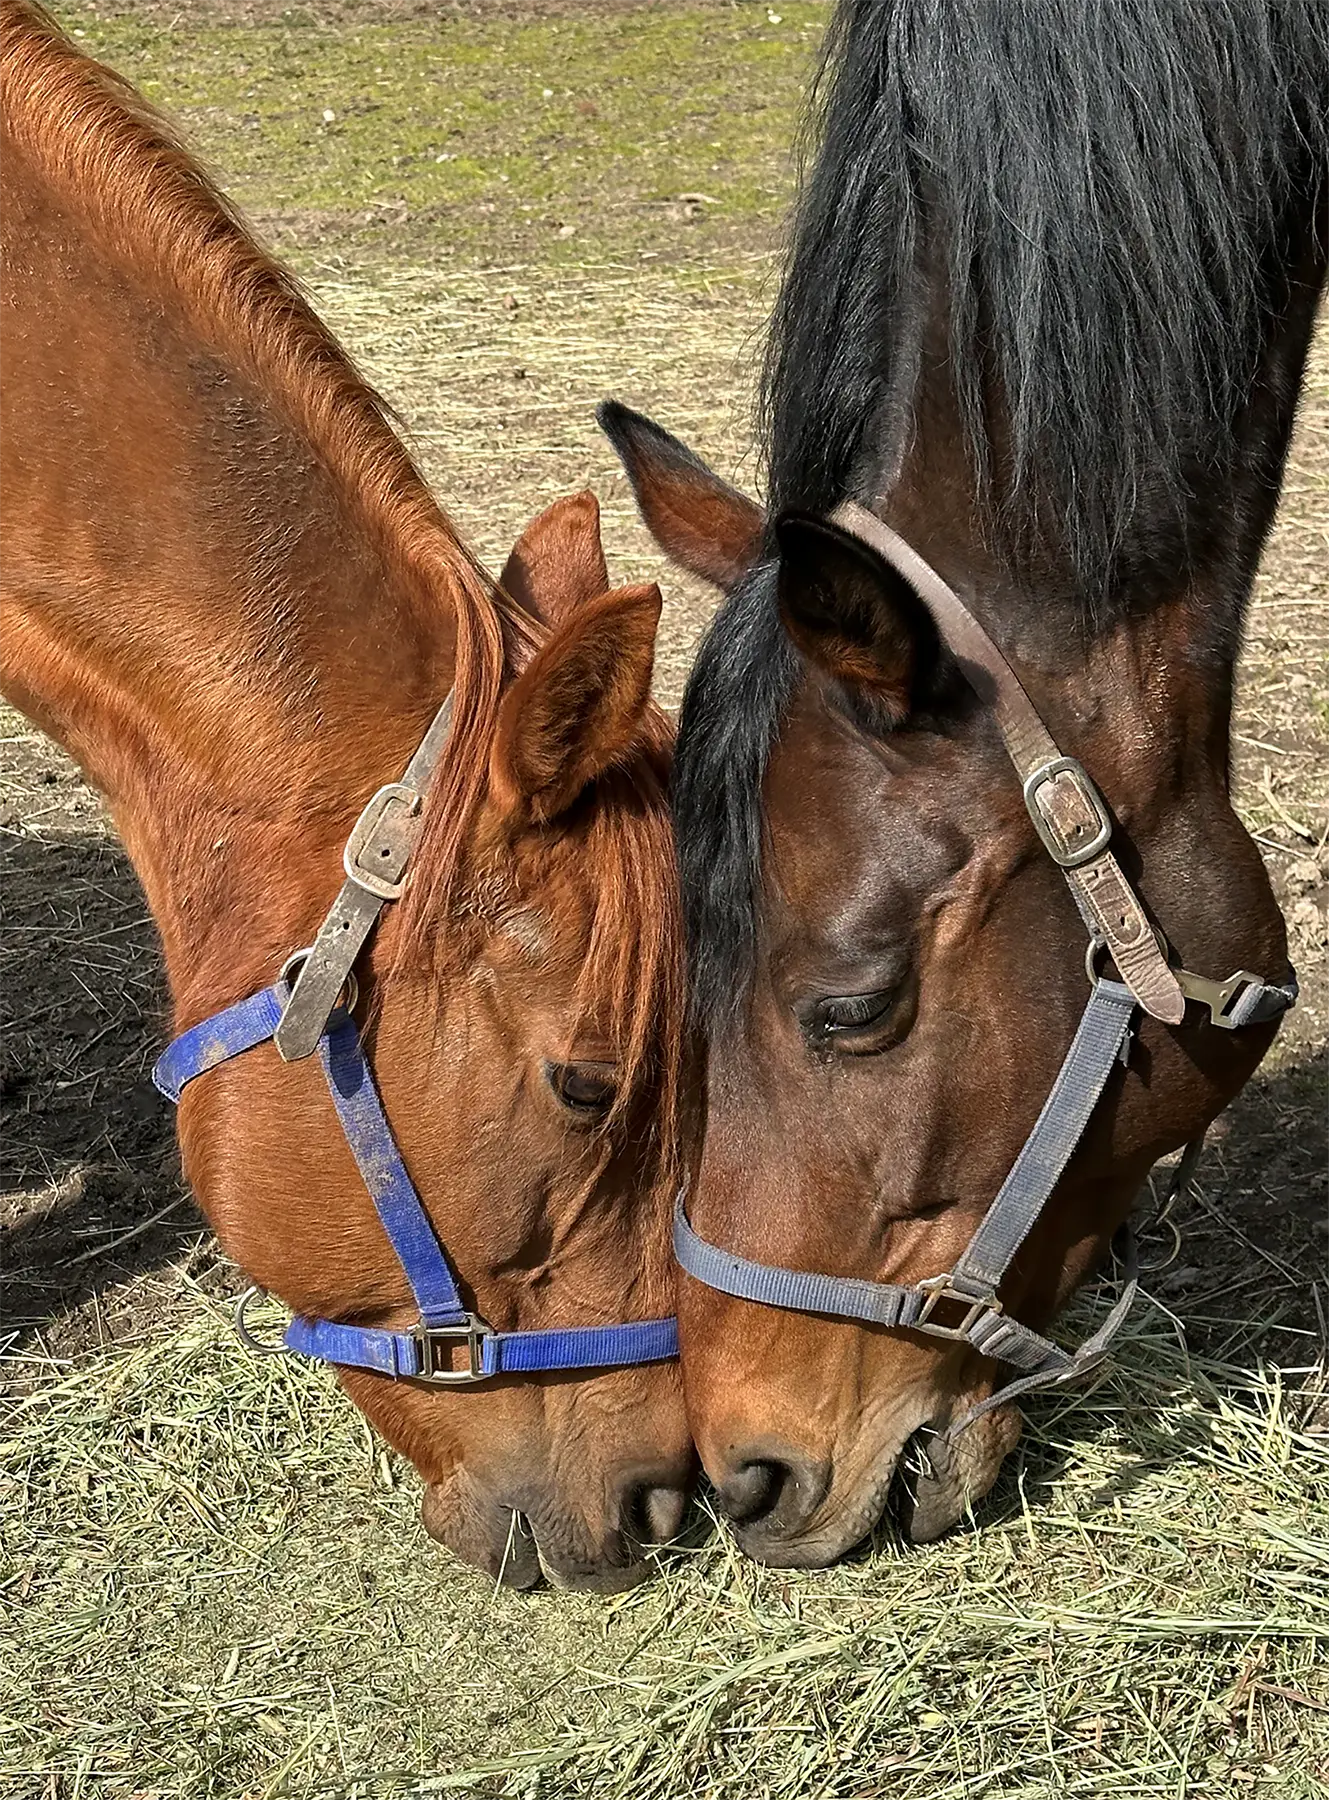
[675,506,1296,1435]
[154,690,678,1386]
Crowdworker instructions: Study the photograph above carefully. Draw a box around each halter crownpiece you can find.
[674,503,1296,1435]
[154,689,679,1386]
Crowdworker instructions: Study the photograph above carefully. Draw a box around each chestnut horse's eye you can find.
[548,1061,618,1117]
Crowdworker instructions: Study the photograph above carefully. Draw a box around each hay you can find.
[4,1268,1327,1797]
[4,224,1326,1800]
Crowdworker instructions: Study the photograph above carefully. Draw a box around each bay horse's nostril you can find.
[716,1448,830,1533]
[718,1459,782,1523]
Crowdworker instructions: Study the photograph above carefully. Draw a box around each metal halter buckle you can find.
[1023,756,1114,869]
[234,1285,289,1355]
[411,1314,495,1384]
[278,948,358,1024]
[343,782,422,901]
[915,1274,1003,1341]
[1173,966,1265,1030]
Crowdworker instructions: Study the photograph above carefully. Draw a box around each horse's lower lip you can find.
[731,1473,898,1568]
[890,1427,961,1543]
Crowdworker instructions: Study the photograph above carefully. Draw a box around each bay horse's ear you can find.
[597,400,764,592]
[490,581,662,828]
[499,491,609,625]
[775,513,944,725]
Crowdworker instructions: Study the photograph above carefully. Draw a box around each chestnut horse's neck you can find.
[0,5,519,1021]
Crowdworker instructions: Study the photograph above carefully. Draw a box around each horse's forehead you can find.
[763,707,988,927]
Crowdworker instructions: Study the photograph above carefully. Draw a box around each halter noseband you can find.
[674,502,1295,1436]
[154,691,678,1387]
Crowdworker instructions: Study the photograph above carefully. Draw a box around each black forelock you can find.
[672,557,799,1036]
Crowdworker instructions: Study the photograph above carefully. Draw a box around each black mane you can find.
[675,0,1328,1034]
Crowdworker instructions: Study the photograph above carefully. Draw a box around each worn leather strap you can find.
[830,501,1185,1024]
[274,693,455,1061]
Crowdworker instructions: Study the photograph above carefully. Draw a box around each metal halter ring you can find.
[279,947,359,1022]
[234,1284,290,1356]
[1085,926,1170,991]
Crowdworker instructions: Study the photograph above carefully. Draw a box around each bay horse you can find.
[602,0,1327,1564]
[0,0,692,1590]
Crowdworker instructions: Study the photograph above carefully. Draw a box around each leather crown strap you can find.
[153,693,678,1386]
[674,503,1296,1437]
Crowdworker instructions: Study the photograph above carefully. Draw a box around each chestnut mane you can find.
[2,0,681,1122]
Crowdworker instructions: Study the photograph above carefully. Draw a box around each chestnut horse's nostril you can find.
[617,1471,691,1547]
[635,1484,688,1545]
[716,1448,830,1534]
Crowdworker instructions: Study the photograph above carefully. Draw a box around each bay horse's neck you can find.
[0,60,479,1020]
[874,222,1326,717]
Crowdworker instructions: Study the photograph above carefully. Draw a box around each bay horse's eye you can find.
[806,970,917,1055]
[548,1061,618,1117]
[817,990,897,1034]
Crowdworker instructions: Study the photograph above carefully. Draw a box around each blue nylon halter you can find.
[154,984,678,1384]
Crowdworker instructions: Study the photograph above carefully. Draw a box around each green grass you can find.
[55,3,827,264]
[5,1277,1328,1797]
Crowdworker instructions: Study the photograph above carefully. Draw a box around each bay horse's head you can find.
[0,0,692,1592]
[600,390,1302,1563]
[595,0,1324,1568]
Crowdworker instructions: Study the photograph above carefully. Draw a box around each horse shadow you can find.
[0,820,209,1360]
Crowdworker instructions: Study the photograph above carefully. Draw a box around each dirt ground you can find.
[2,4,1327,1794]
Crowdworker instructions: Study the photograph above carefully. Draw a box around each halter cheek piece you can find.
[674,502,1296,1437]
[154,692,678,1386]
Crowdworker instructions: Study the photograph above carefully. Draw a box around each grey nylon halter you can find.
[674,505,1297,1437]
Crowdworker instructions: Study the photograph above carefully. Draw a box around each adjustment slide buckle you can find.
[915,1273,1003,1341]
[411,1314,495,1384]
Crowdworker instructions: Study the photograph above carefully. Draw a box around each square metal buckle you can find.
[915,1274,1002,1341]
[411,1315,495,1384]
[1023,756,1113,870]
[343,783,422,901]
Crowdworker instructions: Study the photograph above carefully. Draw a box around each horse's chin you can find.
[892,1403,1023,1544]
[420,1473,669,1593]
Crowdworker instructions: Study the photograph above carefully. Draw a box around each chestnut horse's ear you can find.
[499,491,609,625]
[775,513,943,725]
[597,400,764,592]
[490,581,662,827]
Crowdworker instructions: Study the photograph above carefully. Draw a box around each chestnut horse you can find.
[0,1,691,1590]
[603,0,1327,1564]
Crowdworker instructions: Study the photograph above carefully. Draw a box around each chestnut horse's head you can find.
[0,2,691,1592]
[176,494,694,1592]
